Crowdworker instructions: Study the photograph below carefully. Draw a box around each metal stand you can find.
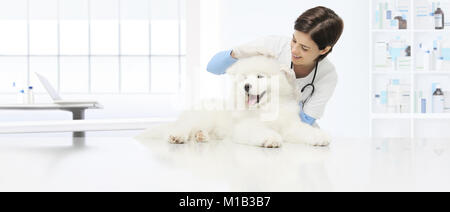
[70,108,86,138]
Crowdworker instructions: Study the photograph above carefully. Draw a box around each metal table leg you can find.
[70,109,86,146]
[71,109,86,138]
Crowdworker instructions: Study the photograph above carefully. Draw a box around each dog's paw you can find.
[310,132,331,147]
[262,138,282,148]
[194,130,209,143]
[168,135,186,144]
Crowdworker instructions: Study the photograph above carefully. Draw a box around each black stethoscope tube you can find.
[291,60,319,108]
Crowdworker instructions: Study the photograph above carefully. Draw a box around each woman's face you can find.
[290,30,330,67]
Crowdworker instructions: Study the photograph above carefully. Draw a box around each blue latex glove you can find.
[206,50,238,75]
[299,102,316,126]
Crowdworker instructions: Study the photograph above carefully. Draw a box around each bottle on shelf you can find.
[20,89,26,105]
[13,82,26,104]
[387,79,401,113]
[432,84,445,113]
[431,47,437,70]
[435,3,445,30]
[445,91,450,113]
[421,98,427,113]
[373,93,386,113]
[13,82,21,104]
[417,43,425,70]
[415,90,424,113]
[27,86,35,105]
[394,16,407,29]
[437,57,444,70]
[424,50,432,71]
[400,84,410,113]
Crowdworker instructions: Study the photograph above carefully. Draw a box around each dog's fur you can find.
[136,56,331,148]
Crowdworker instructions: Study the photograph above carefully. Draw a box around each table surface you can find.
[1,136,450,191]
[0,103,102,110]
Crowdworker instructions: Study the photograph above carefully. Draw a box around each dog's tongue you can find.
[248,95,258,105]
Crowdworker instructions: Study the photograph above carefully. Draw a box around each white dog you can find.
[136,56,331,148]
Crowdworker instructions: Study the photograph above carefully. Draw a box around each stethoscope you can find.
[291,60,319,108]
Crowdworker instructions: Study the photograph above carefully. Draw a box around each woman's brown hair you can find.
[295,6,344,62]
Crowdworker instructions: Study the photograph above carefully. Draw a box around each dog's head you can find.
[226,56,296,109]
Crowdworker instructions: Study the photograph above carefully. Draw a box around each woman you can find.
[206,6,344,127]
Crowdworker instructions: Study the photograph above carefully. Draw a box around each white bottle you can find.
[20,89,26,104]
[431,47,437,70]
[444,91,450,113]
[416,43,425,70]
[424,50,431,71]
[400,84,410,113]
[27,86,35,105]
[387,79,401,113]
[437,57,444,71]
[13,82,22,104]
[433,84,445,113]
[373,94,383,113]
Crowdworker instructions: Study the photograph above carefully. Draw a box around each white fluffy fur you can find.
[136,56,331,148]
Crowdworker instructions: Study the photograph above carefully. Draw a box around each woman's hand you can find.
[231,43,276,59]
[230,50,237,59]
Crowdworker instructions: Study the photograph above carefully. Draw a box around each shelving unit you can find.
[370,0,450,138]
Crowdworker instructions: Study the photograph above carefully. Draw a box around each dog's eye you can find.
[257,75,264,79]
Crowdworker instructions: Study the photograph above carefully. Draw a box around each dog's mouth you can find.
[247,91,266,106]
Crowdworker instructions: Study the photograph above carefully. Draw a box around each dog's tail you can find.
[134,123,172,141]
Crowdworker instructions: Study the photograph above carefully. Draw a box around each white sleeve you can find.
[302,70,338,120]
[232,35,290,59]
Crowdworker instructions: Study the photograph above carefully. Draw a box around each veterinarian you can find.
[206,6,343,127]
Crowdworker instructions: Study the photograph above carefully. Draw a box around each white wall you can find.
[197,0,370,138]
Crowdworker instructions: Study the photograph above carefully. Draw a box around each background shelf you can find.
[370,0,450,138]
[371,113,411,119]
[371,113,450,119]
[414,113,450,119]
[414,71,450,74]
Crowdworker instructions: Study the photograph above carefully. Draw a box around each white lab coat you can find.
[234,35,338,120]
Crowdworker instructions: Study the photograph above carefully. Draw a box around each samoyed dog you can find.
[136,56,331,148]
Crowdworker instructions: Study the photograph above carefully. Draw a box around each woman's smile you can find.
[292,54,302,60]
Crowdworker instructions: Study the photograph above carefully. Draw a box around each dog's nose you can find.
[244,84,251,92]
